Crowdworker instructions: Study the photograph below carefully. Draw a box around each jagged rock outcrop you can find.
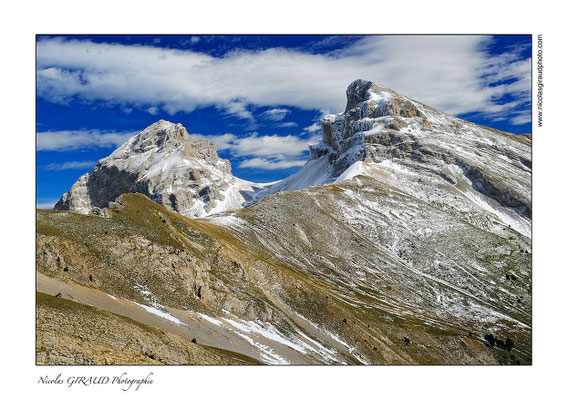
[254,79,531,237]
[54,120,263,218]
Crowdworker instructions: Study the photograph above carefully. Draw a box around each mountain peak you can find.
[252,80,531,236]
[345,79,380,111]
[344,79,424,118]
[123,120,220,165]
[54,121,262,218]
[137,120,188,142]
[130,120,198,150]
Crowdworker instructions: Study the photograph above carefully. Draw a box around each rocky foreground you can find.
[38,80,531,365]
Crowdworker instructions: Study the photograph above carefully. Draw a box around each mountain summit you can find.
[54,120,263,218]
[253,79,531,238]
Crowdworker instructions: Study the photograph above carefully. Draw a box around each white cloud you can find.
[179,36,202,47]
[239,158,306,170]
[303,122,321,133]
[42,160,97,171]
[37,129,137,151]
[261,108,291,121]
[190,132,319,170]
[36,201,57,209]
[147,106,159,115]
[36,196,60,209]
[222,100,254,121]
[276,122,298,128]
[510,114,532,125]
[36,36,531,124]
[193,132,318,158]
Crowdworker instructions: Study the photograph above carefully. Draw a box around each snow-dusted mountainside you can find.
[252,79,531,237]
[38,80,531,365]
[54,120,265,218]
[55,80,531,238]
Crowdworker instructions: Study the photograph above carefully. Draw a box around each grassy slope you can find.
[37,192,530,365]
[36,292,260,365]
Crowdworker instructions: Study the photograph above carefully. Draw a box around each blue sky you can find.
[36,35,531,208]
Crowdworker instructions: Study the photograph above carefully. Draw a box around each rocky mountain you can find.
[252,80,531,238]
[37,80,531,365]
[54,120,264,218]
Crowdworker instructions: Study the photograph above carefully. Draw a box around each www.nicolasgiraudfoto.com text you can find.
[537,34,543,127]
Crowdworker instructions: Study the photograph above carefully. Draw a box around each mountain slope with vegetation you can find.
[37,80,531,365]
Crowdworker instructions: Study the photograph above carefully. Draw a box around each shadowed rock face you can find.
[344,79,375,112]
[54,120,262,218]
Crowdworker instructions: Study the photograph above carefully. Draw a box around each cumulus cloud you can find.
[36,36,530,124]
[190,132,319,170]
[37,129,137,151]
[192,132,318,157]
[42,160,97,171]
[222,100,254,121]
[239,158,306,170]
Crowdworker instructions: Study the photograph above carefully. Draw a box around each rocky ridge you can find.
[252,79,531,238]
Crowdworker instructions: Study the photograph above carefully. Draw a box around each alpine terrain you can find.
[37,79,531,365]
